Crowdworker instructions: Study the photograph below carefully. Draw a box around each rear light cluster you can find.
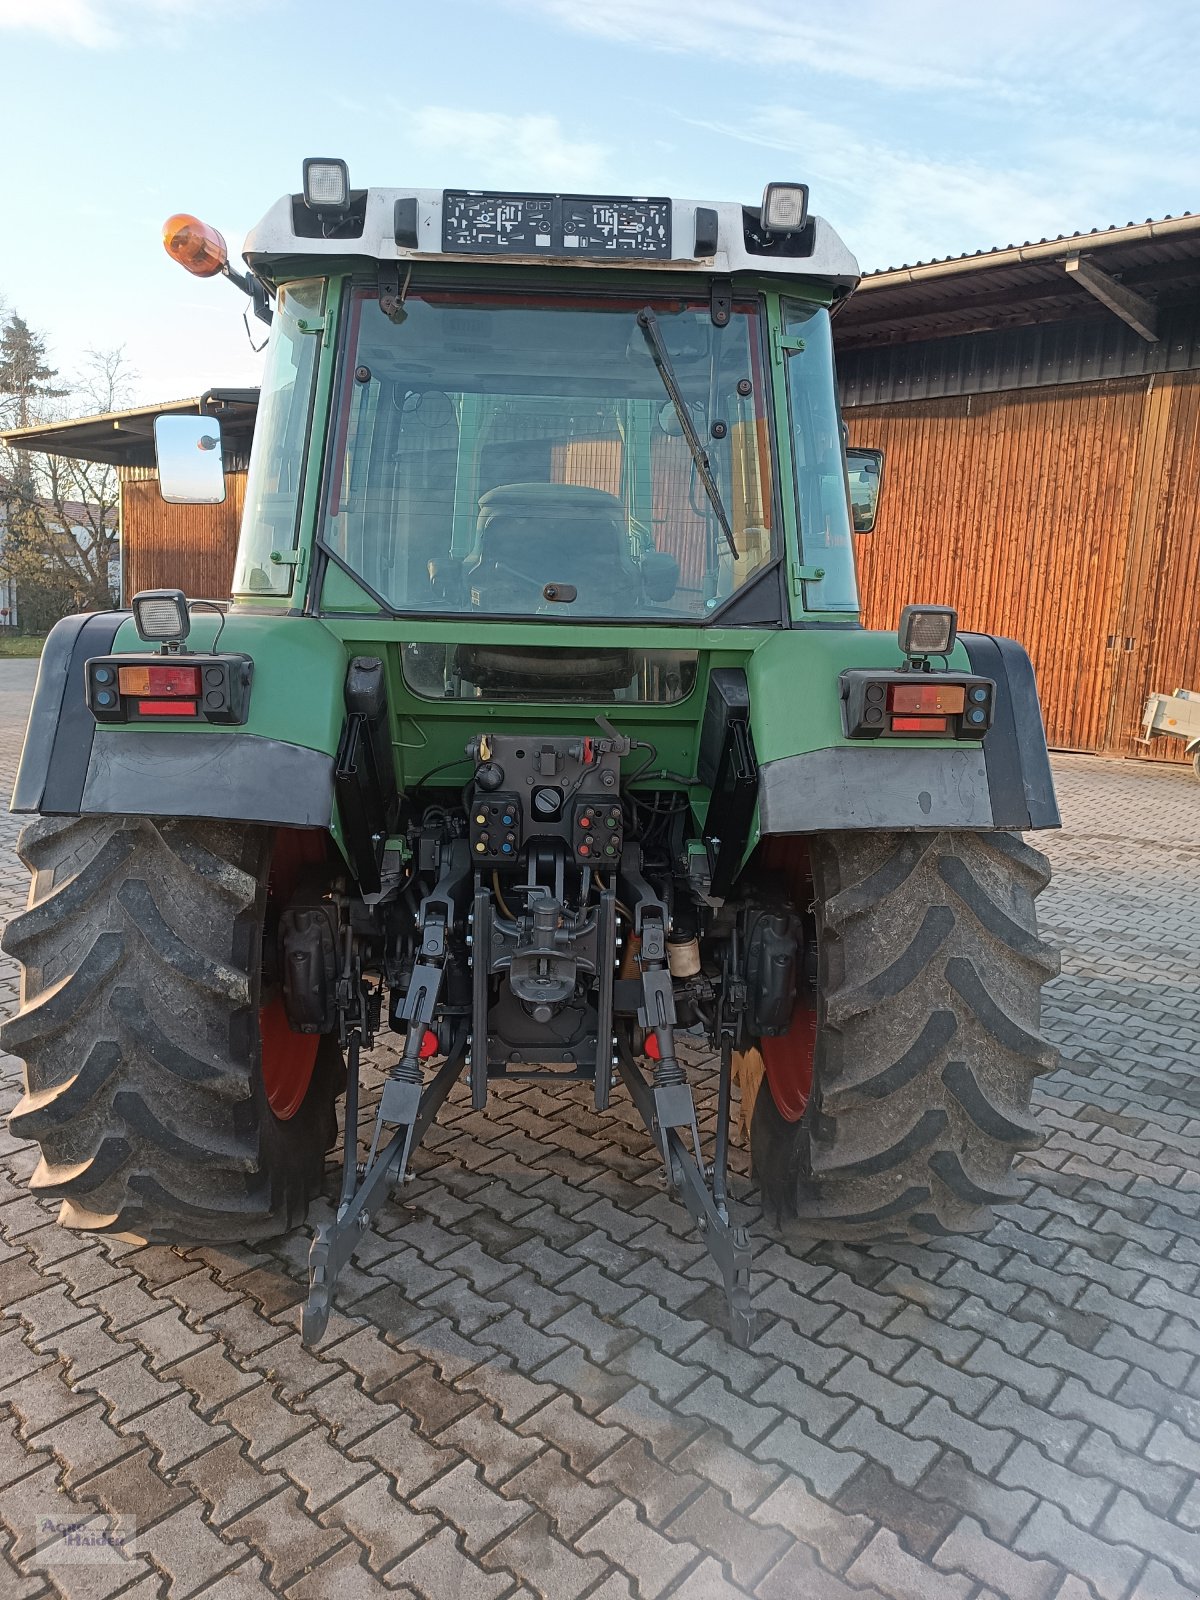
[87,656,252,725]
[841,670,994,740]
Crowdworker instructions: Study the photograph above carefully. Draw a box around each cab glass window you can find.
[780,300,859,612]
[321,288,775,620]
[233,279,324,597]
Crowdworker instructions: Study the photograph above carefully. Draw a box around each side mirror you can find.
[846,446,884,534]
[154,414,227,505]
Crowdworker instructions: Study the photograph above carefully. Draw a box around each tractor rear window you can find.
[401,642,699,704]
[320,288,775,622]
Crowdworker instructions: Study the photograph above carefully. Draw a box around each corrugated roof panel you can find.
[839,304,1200,406]
[863,213,1199,277]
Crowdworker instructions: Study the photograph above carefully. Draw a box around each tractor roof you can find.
[242,188,860,292]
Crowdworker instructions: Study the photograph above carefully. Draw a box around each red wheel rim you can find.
[260,829,327,1122]
[260,996,321,1120]
[761,1002,817,1122]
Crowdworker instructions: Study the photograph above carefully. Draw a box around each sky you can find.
[1,0,1198,410]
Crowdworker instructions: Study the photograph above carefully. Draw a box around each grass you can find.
[0,634,46,658]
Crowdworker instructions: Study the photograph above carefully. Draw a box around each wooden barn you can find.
[5,211,1200,763]
[838,214,1200,760]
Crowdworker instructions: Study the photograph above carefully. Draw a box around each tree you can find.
[0,315,66,431]
[0,311,129,624]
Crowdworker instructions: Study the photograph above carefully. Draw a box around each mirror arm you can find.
[221,263,273,326]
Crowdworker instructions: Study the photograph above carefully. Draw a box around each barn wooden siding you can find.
[120,471,247,603]
[846,370,1200,758]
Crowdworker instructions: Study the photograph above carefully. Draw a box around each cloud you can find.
[0,0,210,48]
[512,0,1200,114]
[407,107,610,189]
[683,106,1154,271]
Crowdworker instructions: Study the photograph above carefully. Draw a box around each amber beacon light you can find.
[162,213,229,278]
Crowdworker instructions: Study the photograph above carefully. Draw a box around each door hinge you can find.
[271,547,310,586]
[790,561,826,593]
[771,327,807,363]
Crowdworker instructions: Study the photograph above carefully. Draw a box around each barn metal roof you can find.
[0,390,259,469]
[838,214,1200,351]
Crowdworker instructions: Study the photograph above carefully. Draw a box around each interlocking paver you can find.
[847,1527,974,1600]
[932,1515,1062,1600]
[828,1405,935,1489]
[413,1458,533,1554]
[589,1438,702,1530]
[318,1475,436,1570]
[438,1403,542,1486]
[1014,1501,1143,1600]
[177,1437,290,1528]
[577,1499,698,1599]
[480,1509,605,1599]
[501,1447,618,1540]
[384,1524,512,1600]
[134,1501,247,1598]
[838,1460,958,1557]
[676,1376,779,1450]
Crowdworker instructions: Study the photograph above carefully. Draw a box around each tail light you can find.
[841,671,994,740]
[116,664,201,697]
[87,655,252,725]
[888,682,966,715]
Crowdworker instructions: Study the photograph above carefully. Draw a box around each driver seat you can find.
[464,482,638,610]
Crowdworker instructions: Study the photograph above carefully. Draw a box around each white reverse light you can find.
[761,182,809,234]
[303,157,350,213]
[132,589,191,645]
[898,604,958,659]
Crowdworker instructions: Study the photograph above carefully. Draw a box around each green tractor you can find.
[2,167,1059,1345]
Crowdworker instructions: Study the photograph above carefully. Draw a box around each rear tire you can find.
[1,815,339,1242]
[751,829,1058,1240]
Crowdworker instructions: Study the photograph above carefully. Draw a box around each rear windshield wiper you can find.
[637,306,738,560]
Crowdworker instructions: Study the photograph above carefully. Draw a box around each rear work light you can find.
[841,670,995,740]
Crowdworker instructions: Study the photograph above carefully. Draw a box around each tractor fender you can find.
[756,634,1060,835]
[12,611,341,829]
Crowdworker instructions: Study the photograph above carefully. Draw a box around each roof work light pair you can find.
[298,164,807,234]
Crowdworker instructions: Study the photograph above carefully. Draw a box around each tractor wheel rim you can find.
[760,1002,817,1122]
[260,994,320,1120]
[260,827,327,1122]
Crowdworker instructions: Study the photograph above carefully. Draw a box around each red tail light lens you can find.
[891,715,950,733]
[136,700,199,717]
[888,683,966,714]
[118,665,201,697]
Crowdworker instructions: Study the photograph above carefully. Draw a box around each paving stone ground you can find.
[0,655,1197,1599]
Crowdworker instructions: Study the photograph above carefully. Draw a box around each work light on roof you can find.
[761,182,810,234]
[303,157,350,214]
